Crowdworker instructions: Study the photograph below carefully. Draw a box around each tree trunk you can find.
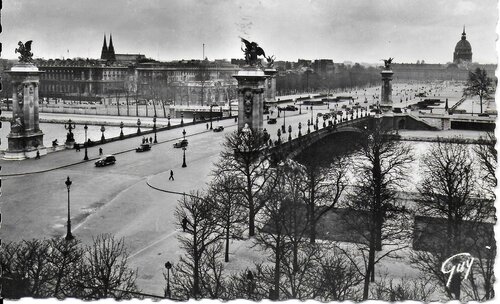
[126,91,130,116]
[363,244,376,300]
[225,225,230,262]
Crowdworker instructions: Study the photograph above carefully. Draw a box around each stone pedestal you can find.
[380,70,393,113]
[264,68,277,104]
[233,67,267,132]
[4,63,47,160]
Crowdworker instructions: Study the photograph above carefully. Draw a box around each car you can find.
[323,113,331,120]
[286,105,298,111]
[95,155,116,167]
[136,143,151,152]
[267,118,277,124]
[213,126,224,132]
[337,111,344,115]
[316,112,324,117]
[173,139,188,148]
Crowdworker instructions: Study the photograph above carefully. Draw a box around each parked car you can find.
[213,126,224,132]
[95,155,116,167]
[173,139,188,148]
[136,143,151,152]
[267,118,277,124]
[285,105,298,111]
[316,112,324,117]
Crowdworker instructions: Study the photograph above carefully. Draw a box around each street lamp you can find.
[165,262,172,299]
[182,129,186,140]
[288,125,292,141]
[65,176,74,241]
[119,121,124,139]
[100,125,106,144]
[210,105,215,129]
[277,128,281,144]
[64,119,76,143]
[298,122,302,137]
[282,109,286,133]
[167,114,171,128]
[180,112,184,126]
[310,104,314,123]
[137,119,142,135]
[299,103,302,114]
[182,146,187,168]
[153,115,158,143]
[307,119,311,134]
[83,124,89,160]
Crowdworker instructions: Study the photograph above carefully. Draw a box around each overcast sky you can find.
[2,0,498,64]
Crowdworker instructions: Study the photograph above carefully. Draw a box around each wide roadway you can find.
[0,82,466,295]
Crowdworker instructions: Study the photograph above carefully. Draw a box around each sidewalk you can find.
[0,118,237,176]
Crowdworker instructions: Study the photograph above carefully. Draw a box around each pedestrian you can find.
[142,137,145,144]
[149,137,153,143]
[99,147,103,155]
[182,217,188,232]
[75,143,80,152]
[206,123,209,130]
[35,150,40,159]
[169,170,174,181]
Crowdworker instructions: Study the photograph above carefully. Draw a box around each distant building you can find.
[453,26,472,64]
[311,59,334,76]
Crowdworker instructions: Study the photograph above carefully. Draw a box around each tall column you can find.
[4,63,47,160]
[380,69,394,113]
[264,68,277,103]
[233,67,267,132]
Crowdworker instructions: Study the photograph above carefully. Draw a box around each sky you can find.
[2,0,498,64]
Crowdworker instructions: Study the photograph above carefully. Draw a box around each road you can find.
[0,81,474,296]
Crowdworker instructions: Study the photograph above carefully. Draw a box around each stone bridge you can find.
[269,115,373,162]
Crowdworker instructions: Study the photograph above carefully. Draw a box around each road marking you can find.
[128,230,178,260]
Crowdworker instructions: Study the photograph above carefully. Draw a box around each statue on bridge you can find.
[265,55,275,68]
[15,40,34,63]
[382,57,394,70]
[241,38,266,66]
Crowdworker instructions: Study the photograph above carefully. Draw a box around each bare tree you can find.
[370,275,437,301]
[345,124,414,300]
[411,140,495,301]
[208,173,246,262]
[474,131,496,199]
[463,67,495,113]
[173,191,222,298]
[214,130,274,237]
[77,234,139,300]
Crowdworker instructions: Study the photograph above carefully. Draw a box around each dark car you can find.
[95,155,116,167]
[173,139,188,148]
[136,143,151,152]
[267,118,277,124]
[213,126,224,132]
[285,105,298,111]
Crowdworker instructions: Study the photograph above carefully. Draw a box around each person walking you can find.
[35,150,40,159]
[169,170,174,181]
[99,147,103,155]
[149,137,153,143]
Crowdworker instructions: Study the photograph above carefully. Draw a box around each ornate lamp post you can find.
[282,109,286,133]
[299,103,302,114]
[83,124,89,160]
[100,125,106,144]
[119,121,124,139]
[180,112,184,126]
[64,119,76,143]
[277,106,281,118]
[153,115,158,143]
[288,125,292,141]
[165,262,172,299]
[136,119,142,135]
[310,104,314,123]
[210,105,214,129]
[182,147,187,168]
[315,116,319,130]
[65,176,74,241]
[182,129,186,140]
[298,122,302,137]
[167,114,171,128]
[277,128,281,144]
[307,119,311,134]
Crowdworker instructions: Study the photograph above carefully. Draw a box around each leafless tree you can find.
[463,67,495,113]
[208,173,246,262]
[411,140,495,301]
[370,275,437,301]
[345,123,415,300]
[173,191,222,298]
[214,130,274,237]
[474,131,496,199]
[77,234,139,300]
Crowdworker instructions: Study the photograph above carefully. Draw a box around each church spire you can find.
[108,33,116,61]
[100,34,108,60]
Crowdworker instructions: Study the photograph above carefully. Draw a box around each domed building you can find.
[453,26,472,64]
